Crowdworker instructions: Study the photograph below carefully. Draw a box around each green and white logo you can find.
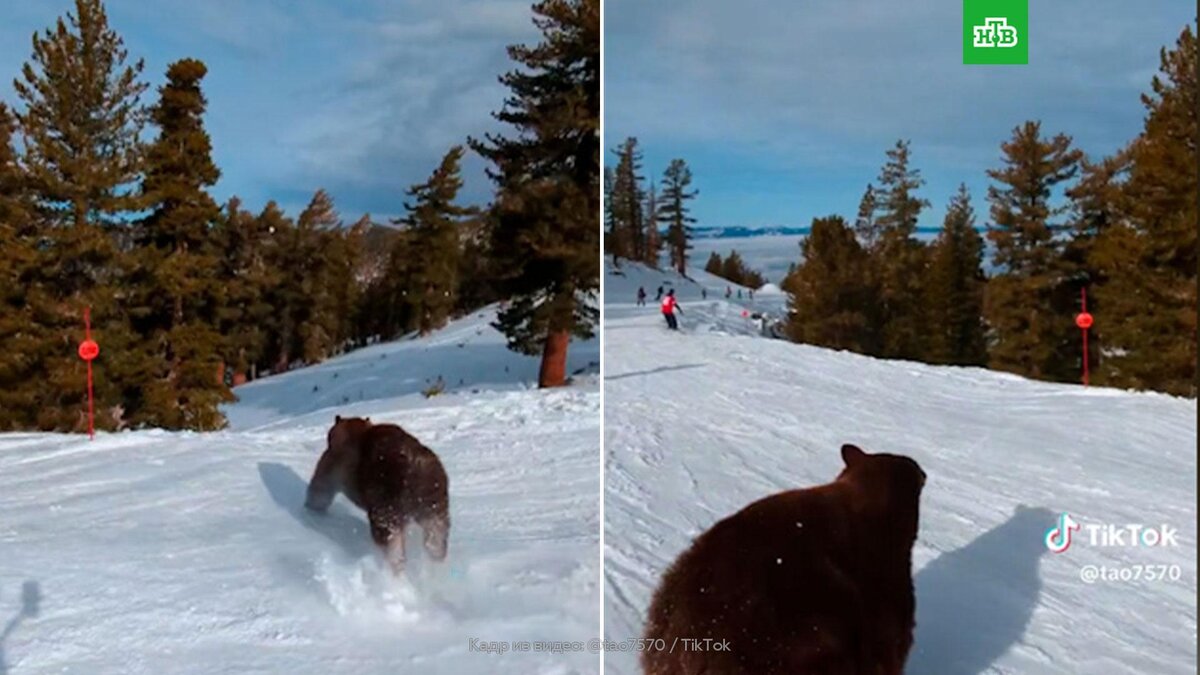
[963,0,1028,65]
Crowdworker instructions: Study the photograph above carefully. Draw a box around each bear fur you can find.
[305,415,450,575]
[641,444,925,675]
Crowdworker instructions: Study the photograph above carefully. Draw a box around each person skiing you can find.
[725,286,732,299]
[655,285,664,301]
[661,289,682,330]
[737,289,742,299]
[637,286,647,306]
[749,288,754,301]
[701,288,707,300]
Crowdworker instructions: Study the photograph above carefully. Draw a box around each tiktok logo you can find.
[1045,512,1080,553]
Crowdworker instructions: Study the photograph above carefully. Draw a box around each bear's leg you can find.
[369,507,407,575]
[304,450,341,512]
[420,512,449,562]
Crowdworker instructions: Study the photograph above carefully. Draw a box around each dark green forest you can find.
[0,0,599,432]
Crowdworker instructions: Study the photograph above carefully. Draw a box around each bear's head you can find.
[835,443,926,541]
[328,414,372,454]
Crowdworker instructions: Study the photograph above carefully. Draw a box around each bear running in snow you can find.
[305,416,450,575]
[642,443,925,675]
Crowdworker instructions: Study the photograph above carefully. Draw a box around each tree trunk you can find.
[538,329,570,388]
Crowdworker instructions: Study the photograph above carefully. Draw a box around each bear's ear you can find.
[841,444,867,468]
[363,417,370,424]
[335,414,342,423]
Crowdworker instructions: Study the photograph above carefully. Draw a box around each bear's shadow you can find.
[257,462,375,560]
[907,505,1052,674]
[0,580,41,675]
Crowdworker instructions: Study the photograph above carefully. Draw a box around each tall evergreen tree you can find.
[984,121,1084,381]
[924,185,987,365]
[784,216,878,352]
[608,137,644,261]
[722,250,748,285]
[12,0,148,430]
[704,251,723,276]
[853,183,882,251]
[643,182,661,266]
[873,140,930,360]
[1088,27,1197,395]
[469,0,599,388]
[295,189,343,362]
[396,146,475,336]
[0,102,40,429]
[130,58,230,430]
[659,158,696,276]
[214,197,277,384]
[603,165,619,257]
[256,202,298,373]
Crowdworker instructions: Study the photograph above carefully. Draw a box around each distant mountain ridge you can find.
[691,225,984,239]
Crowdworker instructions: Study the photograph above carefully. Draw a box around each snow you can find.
[0,307,600,674]
[603,258,1197,675]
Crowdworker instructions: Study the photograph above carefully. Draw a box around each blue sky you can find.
[0,0,538,221]
[605,0,1195,229]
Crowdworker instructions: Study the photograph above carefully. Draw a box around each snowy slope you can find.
[603,259,1197,674]
[0,307,600,675]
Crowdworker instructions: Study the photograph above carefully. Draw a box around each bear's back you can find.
[354,424,448,515]
[643,485,867,674]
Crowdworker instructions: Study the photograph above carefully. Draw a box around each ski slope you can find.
[0,307,600,675]
[603,259,1197,675]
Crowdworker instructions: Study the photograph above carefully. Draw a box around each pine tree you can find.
[130,58,231,430]
[0,102,40,429]
[604,165,619,258]
[659,158,696,276]
[873,140,930,360]
[12,0,148,431]
[853,183,881,251]
[469,0,599,388]
[456,210,497,314]
[643,182,661,266]
[784,216,878,352]
[704,251,723,276]
[1060,151,1131,381]
[295,189,343,362]
[396,146,475,336]
[924,185,986,365]
[257,202,298,373]
[722,250,747,285]
[214,197,276,384]
[984,121,1084,381]
[608,137,644,261]
[1088,27,1196,395]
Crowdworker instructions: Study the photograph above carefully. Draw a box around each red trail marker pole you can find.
[1075,288,1093,387]
[78,308,100,440]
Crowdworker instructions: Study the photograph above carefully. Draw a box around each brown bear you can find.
[641,443,925,675]
[305,416,450,575]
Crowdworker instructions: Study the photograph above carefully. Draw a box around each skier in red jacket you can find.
[661,289,682,330]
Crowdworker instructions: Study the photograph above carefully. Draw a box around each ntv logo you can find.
[973,18,1018,48]
[963,0,1027,64]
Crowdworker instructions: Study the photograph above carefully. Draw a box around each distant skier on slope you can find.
[661,289,682,330]
[725,286,732,299]
[637,286,647,306]
[701,288,707,299]
[655,285,664,301]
